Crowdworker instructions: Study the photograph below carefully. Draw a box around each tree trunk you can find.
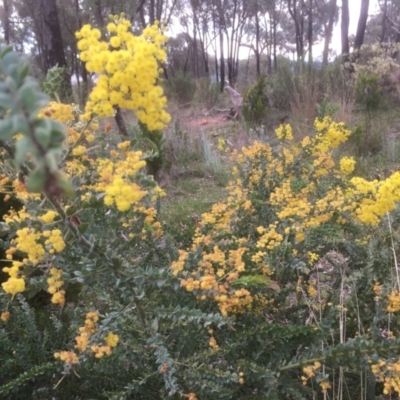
[115,106,129,137]
[219,28,225,92]
[380,0,388,42]
[3,0,10,45]
[149,0,155,24]
[273,15,278,71]
[93,0,104,29]
[288,0,304,62]
[307,0,313,67]
[341,0,350,62]
[38,0,72,100]
[322,0,337,67]
[255,4,261,77]
[353,0,369,50]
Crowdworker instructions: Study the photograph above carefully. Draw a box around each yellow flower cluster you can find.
[104,177,146,211]
[47,267,65,306]
[140,206,163,238]
[2,219,66,297]
[38,102,74,123]
[43,229,65,253]
[1,311,10,321]
[387,290,400,312]
[54,351,79,365]
[13,227,45,263]
[76,15,171,131]
[39,210,58,224]
[55,311,119,365]
[0,173,10,192]
[340,156,356,175]
[371,358,400,396]
[301,361,321,383]
[350,172,400,225]
[208,333,219,351]
[256,224,284,250]
[313,117,351,152]
[307,280,318,297]
[3,206,31,224]
[172,117,383,317]
[93,150,149,212]
[178,241,254,316]
[301,361,330,391]
[1,271,24,295]
[12,179,41,201]
[275,123,293,140]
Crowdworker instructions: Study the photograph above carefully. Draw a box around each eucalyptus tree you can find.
[354,0,370,50]
[341,0,350,61]
[377,0,400,43]
[315,0,338,66]
[243,0,284,75]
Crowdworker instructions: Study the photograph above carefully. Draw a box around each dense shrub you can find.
[165,70,196,105]
[3,15,400,400]
[242,73,269,127]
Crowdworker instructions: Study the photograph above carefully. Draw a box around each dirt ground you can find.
[180,112,231,132]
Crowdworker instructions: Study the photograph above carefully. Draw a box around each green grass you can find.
[159,173,229,247]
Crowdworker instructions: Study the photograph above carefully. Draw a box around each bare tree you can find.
[307,0,313,65]
[287,0,305,61]
[315,0,337,66]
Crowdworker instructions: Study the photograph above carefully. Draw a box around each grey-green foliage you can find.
[242,74,269,127]
[0,296,67,399]
[355,73,382,114]
[0,47,71,196]
[316,95,339,120]
[165,70,196,105]
[42,65,65,101]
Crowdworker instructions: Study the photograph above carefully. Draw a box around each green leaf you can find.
[14,136,32,165]
[44,152,58,171]
[18,63,30,80]
[56,173,74,197]
[78,223,89,233]
[18,81,38,110]
[0,117,14,140]
[0,93,14,110]
[48,127,65,146]
[66,205,77,216]
[151,317,159,333]
[6,159,16,170]
[26,168,46,192]
[0,46,12,59]
[11,114,29,135]
[0,221,10,234]
[35,127,51,148]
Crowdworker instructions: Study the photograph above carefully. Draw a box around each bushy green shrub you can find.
[242,73,269,127]
[355,73,382,115]
[165,70,196,105]
[128,122,165,180]
[5,17,400,400]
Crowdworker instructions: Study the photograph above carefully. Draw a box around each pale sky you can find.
[170,0,382,61]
